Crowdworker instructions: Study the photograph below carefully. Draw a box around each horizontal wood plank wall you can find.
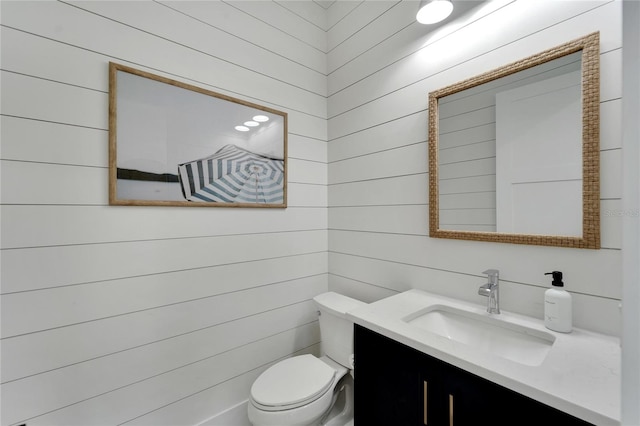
[0,1,330,425]
[327,0,623,336]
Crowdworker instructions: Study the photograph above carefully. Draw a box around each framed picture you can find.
[108,62,288,208]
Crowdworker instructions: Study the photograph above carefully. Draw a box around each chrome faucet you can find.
[478,269,500,314]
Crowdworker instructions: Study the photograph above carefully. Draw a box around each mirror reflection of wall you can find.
[495,69,582,236]
[437,52,582,235]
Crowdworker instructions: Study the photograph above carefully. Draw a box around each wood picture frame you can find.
[109,62,288,208]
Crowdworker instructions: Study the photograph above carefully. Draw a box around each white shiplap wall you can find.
[0,1,330,425]
[0,1,632,425]
[327,0,623,337]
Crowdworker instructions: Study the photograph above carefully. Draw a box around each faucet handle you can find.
[482,269,499,277]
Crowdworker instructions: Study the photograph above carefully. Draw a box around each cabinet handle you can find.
[449,394,454,426]
[423,380,428,425]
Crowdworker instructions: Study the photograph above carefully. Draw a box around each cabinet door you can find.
[417,352,448,426]
[354,325,424,425]
[436,362,509,425]
[430,357,594,426]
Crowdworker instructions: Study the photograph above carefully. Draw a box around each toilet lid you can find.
[251,355,336,408]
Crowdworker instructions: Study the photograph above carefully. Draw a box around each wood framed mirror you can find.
[428,32,600,249]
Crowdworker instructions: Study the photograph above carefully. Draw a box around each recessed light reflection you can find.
[235,125,250,132]
[244,121,259,127]
[253,115,269,122]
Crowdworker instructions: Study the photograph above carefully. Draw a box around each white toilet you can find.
[247,292,365,426]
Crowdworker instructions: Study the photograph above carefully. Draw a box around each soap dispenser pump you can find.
[544,271,572,333]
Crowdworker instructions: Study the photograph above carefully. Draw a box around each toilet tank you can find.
[313,292,366,368]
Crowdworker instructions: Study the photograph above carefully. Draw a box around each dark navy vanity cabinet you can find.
[353,325,593,426]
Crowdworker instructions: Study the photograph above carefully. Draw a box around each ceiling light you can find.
[244,121,259,127]
[235,125,250,132]
[253,115,269,122]
[416,0,453,24]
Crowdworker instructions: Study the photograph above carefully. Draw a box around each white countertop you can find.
[347,289,620,425]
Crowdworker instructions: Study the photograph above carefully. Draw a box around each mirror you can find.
[428,32,600,249]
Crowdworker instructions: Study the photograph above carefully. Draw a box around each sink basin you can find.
[403,305,555,366]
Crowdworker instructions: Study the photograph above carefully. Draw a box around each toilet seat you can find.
[250,355,337,412]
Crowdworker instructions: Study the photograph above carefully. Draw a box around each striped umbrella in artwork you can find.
[177,144,284,204]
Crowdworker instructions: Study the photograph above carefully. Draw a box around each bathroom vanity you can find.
[354,325,589,425]
[347,290,620,426]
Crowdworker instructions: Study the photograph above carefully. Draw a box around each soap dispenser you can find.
[544,271,572,333]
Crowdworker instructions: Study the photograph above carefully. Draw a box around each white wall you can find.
[621,1,640,424]
[327,0,634,420]
[1,1,637,425]
[328,0,622,335]
[0,1,329,425]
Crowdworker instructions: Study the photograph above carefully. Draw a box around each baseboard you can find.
[196,400,251,426]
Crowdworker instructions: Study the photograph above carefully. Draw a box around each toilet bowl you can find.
[248,355,349,426]
[247,292,365,426]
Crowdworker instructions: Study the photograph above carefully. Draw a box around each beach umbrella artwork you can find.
[177,144,284,204]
